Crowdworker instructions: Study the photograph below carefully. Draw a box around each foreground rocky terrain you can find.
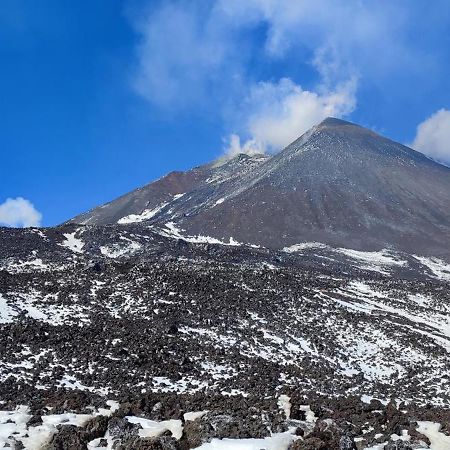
[1,223,450,449]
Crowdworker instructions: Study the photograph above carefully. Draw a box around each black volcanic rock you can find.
[69,118,450,257]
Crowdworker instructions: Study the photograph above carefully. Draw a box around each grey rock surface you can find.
[69,118,450,257]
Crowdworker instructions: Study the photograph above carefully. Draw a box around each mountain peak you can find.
[316,117,374,133]
[314,116,382,141]
[318,117,353,127]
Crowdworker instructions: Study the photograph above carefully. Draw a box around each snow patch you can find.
[60,232,84,253]
[0,294,18,323]
[126,416,183,440]
[162,222,247,247]
[192,432,297,449]
[278,395,291,419]
[4,258,49,273]
[184,411,208,422]
[117,194,186,224]
[299,405,317,424]
[2,291,90,326]
[282,242,328,252]
[118,202,169,224]
[416,421,450,450]
[100,240,141,258]
[0,401,118,449]
[361,395,389,406]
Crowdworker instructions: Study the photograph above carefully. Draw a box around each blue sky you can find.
[1,0,449,227]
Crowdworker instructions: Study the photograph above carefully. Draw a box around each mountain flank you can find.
[70,118,450,257]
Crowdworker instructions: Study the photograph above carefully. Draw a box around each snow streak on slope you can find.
[413,256,450,282]
[343,281,450,353]
[115,194,188,225]
[284,244,408,275]
[117,202,170,224]
[161,222,253,247]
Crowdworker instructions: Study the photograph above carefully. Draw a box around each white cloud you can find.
[223,134,265,158]
[245,77,356,151]
[218,0,413,81]
[0,197,42,228]
[411,109,450,165]
[130,0,404,112]
[130,2,240,109]
[223,77,356,156]
[130,1,433,158]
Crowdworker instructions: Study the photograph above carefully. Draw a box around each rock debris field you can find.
[1,224,450,449]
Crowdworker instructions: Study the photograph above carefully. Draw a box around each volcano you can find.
[71,118,450,257]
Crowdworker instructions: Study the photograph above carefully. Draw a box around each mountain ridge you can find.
[69,117,450,257]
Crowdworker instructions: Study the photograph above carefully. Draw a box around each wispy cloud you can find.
[225,77,357,154]
[223,134,265,158]
[129,0,440,156]
[411,109,450,166]
[130,2,242,110]
[0,197,42,227]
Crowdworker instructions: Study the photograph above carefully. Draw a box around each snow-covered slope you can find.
[1,225,449,403]
[1,222,450,448]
